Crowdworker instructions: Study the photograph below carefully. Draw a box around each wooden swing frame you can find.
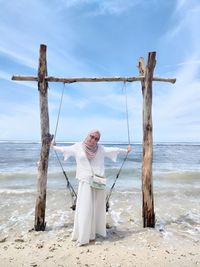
[12,44,176,230]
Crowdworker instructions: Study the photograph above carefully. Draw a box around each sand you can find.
[0,219,200,267]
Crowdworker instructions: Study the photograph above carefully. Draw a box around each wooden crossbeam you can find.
[12,75,176,84]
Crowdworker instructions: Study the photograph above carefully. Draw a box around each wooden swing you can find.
[52,82,131,212]
[12,44,176,230]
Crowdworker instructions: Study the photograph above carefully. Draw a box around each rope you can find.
[54,150,77,210]
[53,83,77,210]
[106,152,128,211]
[123,81,131,145]
[106,81,131,212]
[52,82,131,212]
[54,83,65,140]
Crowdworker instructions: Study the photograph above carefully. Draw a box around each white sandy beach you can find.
[1,212,200,267]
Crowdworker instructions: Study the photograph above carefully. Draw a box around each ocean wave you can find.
[0,189,36,194]
[154,171,200,181]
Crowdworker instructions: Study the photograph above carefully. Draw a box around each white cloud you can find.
[175,0,199,13]
[0,103,40,140]
[0,70,11,81]
[0,0,200,142]
[52,115,134,142]
[48,82,141,142]
[168,0,200,47]
[54,0,140,15]
[151,0,200,141]
[0,45,37,70]
[0,69,38,89]
[94,0,139,16]
[153,59,200,141]
[164,60,200,68]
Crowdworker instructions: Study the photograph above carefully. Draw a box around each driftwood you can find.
[138,52,156,227]
[34,44,52,231]
[12,75,176,84]
[137,57,145,96]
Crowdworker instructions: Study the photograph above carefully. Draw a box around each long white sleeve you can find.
[52,144,76,161]
[103,147,127,162]
[51,143,127,182]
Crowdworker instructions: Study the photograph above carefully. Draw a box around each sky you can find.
[0,0,200,143]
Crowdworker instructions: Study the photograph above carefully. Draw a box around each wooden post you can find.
[139,52,156,227]
[34,44,52,231]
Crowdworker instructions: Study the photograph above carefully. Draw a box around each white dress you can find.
[53,142,126,245]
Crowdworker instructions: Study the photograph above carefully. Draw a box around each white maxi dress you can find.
[53,142,127,245]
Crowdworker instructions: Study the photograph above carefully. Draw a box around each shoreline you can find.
[1,200,200,267]
[1,140,200,145]
[1,221,200,267]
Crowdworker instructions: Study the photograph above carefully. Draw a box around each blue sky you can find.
[0,0,200,142]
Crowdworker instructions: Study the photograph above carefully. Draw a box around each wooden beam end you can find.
[172,78,176,84]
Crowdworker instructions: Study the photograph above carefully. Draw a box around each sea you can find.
[0,141,200,243]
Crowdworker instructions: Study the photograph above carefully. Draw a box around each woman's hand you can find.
[127,144,131,153]
[51,139,56,147]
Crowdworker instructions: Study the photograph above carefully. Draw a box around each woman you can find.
[51,129,131,246]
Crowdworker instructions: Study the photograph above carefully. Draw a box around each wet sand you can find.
[1,212,200,267]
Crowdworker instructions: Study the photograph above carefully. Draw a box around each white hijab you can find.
[82,129,101,160]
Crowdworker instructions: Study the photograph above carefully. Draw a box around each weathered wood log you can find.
[46,76,142,83]
[34,44,52,231]
[11,75,176,84]
[140,52,156,228]
[137,57,145,95]
[12,76,38,81]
